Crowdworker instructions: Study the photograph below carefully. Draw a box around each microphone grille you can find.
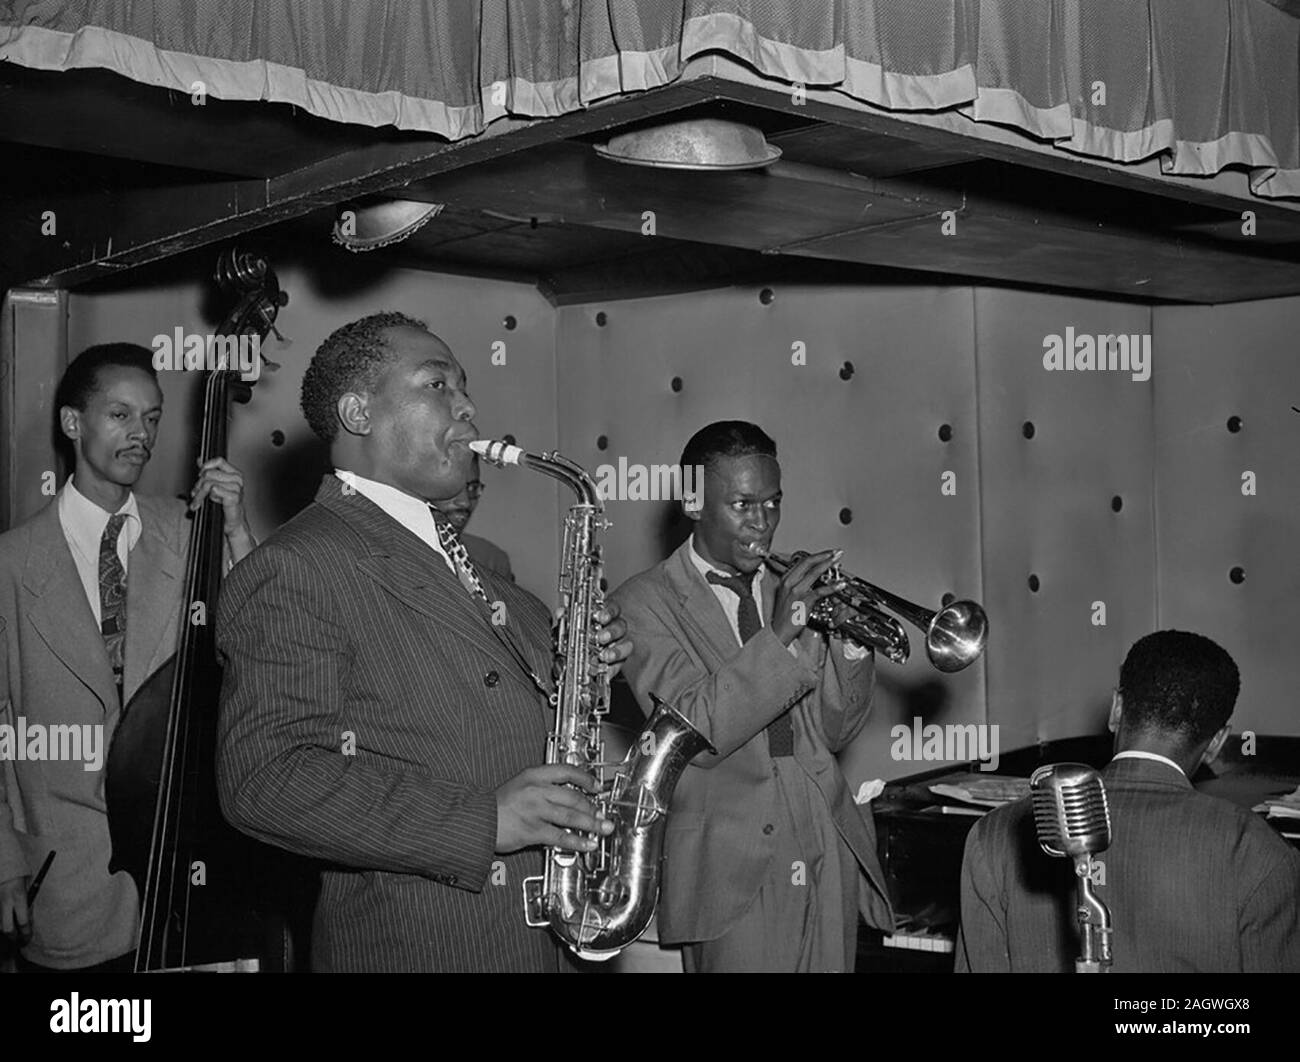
[1030,763,1112,858]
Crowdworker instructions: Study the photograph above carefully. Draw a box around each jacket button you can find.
[763,824,775,835]
[484,670,500,687]
[446,875,458,886]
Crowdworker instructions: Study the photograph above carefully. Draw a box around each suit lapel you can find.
[663,541,746,667]
[123,499,184,702]
[21,503,119,713]
[321,479,534,688]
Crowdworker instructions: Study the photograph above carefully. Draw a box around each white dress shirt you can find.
[58,477,142,627]
[1111,749,1186,777]
[335,469,457,576]
[688,537,868,659]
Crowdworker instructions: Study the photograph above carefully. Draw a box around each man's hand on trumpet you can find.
[769,548,846,646]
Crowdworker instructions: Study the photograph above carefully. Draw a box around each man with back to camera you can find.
[0,342,256,971]
[956,630,1300,972]
[215,311,632,971]
[609,420,895,972]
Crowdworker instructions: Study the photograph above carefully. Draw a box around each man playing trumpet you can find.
[609,420,894,972]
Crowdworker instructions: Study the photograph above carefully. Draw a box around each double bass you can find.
[105,248,306,972]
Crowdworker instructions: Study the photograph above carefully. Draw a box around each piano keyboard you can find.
[882,928,955,954]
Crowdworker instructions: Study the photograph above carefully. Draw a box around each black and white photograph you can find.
[0,0,1297,1041]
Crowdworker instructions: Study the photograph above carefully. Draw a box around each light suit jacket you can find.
[0,493,187,967]
[609,540,894,944]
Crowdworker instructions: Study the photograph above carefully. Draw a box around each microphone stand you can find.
[1073,853,1112,973]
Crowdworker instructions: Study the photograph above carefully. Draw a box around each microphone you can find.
[1029,763,1114,972]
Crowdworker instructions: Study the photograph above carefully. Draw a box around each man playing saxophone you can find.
[214,312,632,972]
[609,420,895,972]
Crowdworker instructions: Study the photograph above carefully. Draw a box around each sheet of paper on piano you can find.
[1253,783,1300,818]
[928,774,1031,808]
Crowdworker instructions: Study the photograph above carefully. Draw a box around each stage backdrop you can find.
[65,256,1300,787]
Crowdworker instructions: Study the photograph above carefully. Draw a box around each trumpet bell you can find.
[926,600,989,673]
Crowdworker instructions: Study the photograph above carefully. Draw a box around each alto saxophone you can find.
[470,439,714,961]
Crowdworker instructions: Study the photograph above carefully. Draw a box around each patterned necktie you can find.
[99,512,129,700]
[428,506,489,604]
[428,505,551,700]
[705,569,794,757]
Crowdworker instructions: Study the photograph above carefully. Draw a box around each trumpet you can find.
[759,549,988,673]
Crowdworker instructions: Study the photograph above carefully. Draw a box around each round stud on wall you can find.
[270,429,285,447]
[1227,415,1243,434]
[503,315,517,331]
[1229,566,1245,584]
[596,435,609,451]
[1028,573,1040,593]
[839,361,855,381]
[938,424,953,442]
[671,376,683,392]
[839,508,852,525]
[1111,495,1123,512]
[1022,421,1036,440]
[595,311,608,327]
[759,287,775,305]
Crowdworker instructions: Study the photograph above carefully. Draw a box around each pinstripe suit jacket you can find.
[609,541,894,944]
[0,491,188,967]
[216,476,561,972]
[956,757,1300,972]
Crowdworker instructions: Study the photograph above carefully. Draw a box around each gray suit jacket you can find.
[216,475,561,972]
[461,531,513,582]
[0,492,187,967]
[956,756,1300,972]
[609,540,894,944]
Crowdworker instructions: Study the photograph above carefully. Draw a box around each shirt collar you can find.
[688,535,763,588]
[1112,749,1186,777]
[59,476,142,553]
[334,469,453,570]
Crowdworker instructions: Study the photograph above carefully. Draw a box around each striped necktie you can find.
[705,568,794,757]
[99,512,129,701]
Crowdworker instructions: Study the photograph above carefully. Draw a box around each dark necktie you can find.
[99,513,129,700]
[705,569,794,757]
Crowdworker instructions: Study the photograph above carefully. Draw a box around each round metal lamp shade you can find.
[594,118,781,170]
[332,199,444,252]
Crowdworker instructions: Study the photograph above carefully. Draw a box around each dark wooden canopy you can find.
[3,62,1298,304]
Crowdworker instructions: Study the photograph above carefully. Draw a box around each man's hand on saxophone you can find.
[594,601,633,675]
[551,600,633,676]
[494,765,616,855]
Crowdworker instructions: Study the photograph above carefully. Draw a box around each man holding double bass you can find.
[0,342,256,972]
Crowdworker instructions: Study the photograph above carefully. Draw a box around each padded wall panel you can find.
[556,284,986,784]
[975,290,1156,750]
[67,260,562,599]
[1152,299,1300,735]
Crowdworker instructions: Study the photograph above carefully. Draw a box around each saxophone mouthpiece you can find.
[470,438,525,466]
